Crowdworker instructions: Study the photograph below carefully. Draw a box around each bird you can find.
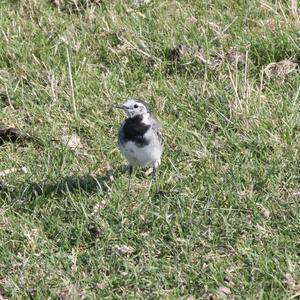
[115,98,163,192]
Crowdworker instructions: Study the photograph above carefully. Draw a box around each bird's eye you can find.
[134,104,138,108]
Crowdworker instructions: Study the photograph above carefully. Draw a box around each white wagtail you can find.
[115,98,163,192]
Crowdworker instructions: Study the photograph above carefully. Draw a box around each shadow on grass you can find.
[0,165,170,207]
[0,173,113,204]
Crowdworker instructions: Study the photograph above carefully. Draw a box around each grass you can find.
[0,0,300,298]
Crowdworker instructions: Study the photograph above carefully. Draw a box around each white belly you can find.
[119,140,162,167]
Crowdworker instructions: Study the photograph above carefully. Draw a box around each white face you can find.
[120,99,149,118]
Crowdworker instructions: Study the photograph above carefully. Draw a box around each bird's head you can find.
[115,99,149,119]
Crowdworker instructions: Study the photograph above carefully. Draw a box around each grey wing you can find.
[151,117,163,143]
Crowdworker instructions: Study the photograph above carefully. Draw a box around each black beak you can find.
[114,104,129,110]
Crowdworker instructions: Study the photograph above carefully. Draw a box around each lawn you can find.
[0,0,300,298]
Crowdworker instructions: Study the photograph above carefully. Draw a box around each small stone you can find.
[261,207,271,219]
[61,130,83,150]
[113,244,134,255]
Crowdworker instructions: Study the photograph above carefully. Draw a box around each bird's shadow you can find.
[0,171,118,207]
[0,165,168,210]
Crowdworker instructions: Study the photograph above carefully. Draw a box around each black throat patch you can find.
[122,115,151,147]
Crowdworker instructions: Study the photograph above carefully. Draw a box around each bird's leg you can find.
[128,165,133,192]
[152,162,159,193]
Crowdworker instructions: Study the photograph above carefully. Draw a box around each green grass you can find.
[0,0,300,298]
